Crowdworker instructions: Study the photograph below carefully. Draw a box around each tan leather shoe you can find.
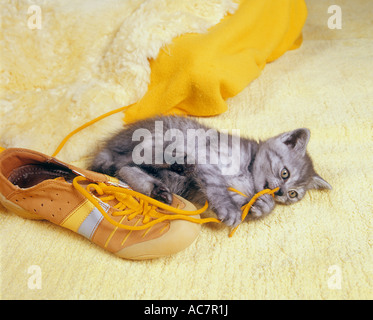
[0,148,215,259]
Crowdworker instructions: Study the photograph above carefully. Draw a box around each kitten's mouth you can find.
[264,181,283,199]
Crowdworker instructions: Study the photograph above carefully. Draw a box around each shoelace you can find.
[46,105,281,237]
[228,186,279,237]
[45,105,281,237]
[73,176,279,236]
[73,176,220,231]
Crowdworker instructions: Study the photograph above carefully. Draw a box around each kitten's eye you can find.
[281,168,290,180]
[288,190,298,198]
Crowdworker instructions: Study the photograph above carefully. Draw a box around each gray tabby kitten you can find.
[91,116,331,227]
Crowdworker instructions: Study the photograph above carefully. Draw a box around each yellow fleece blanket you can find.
[124,0,306,123]
[0,0,372,299]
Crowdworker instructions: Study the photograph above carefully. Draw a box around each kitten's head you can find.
[253,128,331,205]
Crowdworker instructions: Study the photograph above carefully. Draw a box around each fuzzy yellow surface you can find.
[1,0,372,299]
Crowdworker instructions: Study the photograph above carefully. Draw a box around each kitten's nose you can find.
[275,189,284,196]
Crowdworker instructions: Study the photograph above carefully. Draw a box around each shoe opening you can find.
[8,163,76,188]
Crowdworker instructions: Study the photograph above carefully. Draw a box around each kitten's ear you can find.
[309,174,332,190]
[280,128,310,155]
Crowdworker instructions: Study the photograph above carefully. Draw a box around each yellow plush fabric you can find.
[124,0,307,123]
[0,0,372,300]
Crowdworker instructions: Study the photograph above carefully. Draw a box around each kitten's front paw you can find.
[216,207,242,227]
[151,183,173,205]
[250,194,275,218]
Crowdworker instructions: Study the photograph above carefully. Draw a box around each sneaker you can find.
[0,148,215,260]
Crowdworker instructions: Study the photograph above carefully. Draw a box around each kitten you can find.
[90,116,331,227]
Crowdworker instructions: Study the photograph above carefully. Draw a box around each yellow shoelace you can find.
[73,176,220,231]
[0,103,283,238]
[47,107,279,237]
[228,186,279,237]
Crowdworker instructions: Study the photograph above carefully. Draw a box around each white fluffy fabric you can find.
[0,0,237,163]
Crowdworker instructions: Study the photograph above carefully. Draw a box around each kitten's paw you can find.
[151,183,173,205]
[216,207,242,227]
[250,194,275,218]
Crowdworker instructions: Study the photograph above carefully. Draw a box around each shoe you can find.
[0,148,214,260]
